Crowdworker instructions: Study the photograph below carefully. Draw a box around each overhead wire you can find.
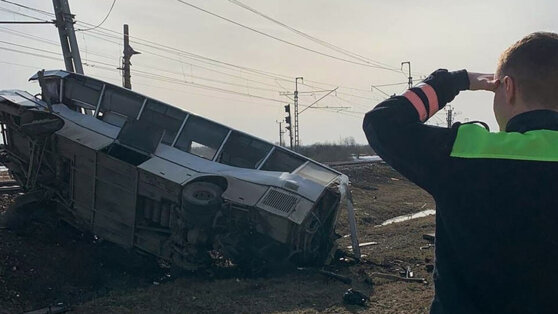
[0,27,118,63]
[86,61,367,116]
[0,28,288,96]
[176,0,399,71]
[0,24,285,93]
[0,59,44,70]
[0,6,52,22]
[75,0,116,32]
[2,1,418,103]
[128,62,285,93]
[80,31,289,92]
[85,62,288,105]
[0,39,285,105]
[0,46,62,62]
[74,16,406,100]
[228,0,401,71]
[0,0,54,17]
[0,2,400,121]
[0,39,62,57]
[79,26,296,82]
[0,47,364,121]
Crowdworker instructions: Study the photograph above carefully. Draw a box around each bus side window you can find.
[260,149,306,173]
[174,116,229,160]
[216,132,272,169]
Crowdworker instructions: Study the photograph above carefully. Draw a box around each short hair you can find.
[497,32,558,108]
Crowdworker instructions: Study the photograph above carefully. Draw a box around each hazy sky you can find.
[0,0,556,145]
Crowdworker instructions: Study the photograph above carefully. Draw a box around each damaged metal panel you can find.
[56,120,113,150]
[220,177,268,207]
[138,156,196,185]
[52,104,120,139]
[93,152,138,247]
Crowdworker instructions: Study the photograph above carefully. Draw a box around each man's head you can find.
[493,32,558,130]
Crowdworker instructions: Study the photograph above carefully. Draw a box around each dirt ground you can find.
[0,162,437,314]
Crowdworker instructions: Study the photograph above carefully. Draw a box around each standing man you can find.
[363,32,558,313]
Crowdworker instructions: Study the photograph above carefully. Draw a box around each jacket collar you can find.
[505,110,558,133]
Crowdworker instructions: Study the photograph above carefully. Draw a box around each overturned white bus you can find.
[0,70,359,270]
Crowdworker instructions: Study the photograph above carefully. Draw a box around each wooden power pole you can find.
[52,0,83,74]
[122,24,140,89]
[294,77,303,149]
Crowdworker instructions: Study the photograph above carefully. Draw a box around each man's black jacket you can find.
[363,69,558,313]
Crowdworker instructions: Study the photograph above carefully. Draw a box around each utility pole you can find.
[294,77,303,149]
[284,104,293,149]
[446,105,454,127]
[276,121,285,147]
[52,0,83,74]
[121,24,140,89]
[401,61,412,89]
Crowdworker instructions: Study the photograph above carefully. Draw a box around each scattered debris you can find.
[343,288,369,306]
[347,241,378,250]
[318,269,352,284]
[401,266,414,278]
[378,209,436,226]
[370,272,426,283]
[343,189,361,260]
[422,233,436,242]
[24,304,70,314]
[420,244,435,250]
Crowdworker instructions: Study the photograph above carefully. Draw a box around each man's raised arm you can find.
[362,69,470,193]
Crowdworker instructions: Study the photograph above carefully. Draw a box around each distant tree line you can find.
[294,137,375,162]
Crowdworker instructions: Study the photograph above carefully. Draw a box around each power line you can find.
[79,32,288,92]
[0,40,62,56]
[135,65,283,93]
[0,53,363,122]
[299,87,338,114]
[84,62,288,105]
[3,1,415,103]
[0,21,52,24]
[0,46,62,62]
[0,43,310,111]
[0,27,119,63]
[228,0,401,72]
[0,0,54,17]
[301,81,380,101]
[81,27,296,82]
[86,61,306,112]
[75,20,402,98]
[76,0,116,32]
[0,7,395,113]
[0,59,44,70]
[0,24,285,93]
[176,0,400,70]
[333,95,373,111]
[0,6,52,21]
[370,84,391,98]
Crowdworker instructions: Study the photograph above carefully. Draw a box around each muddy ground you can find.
[0,162,437,314]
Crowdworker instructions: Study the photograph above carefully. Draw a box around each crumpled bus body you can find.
[0,70,351,269]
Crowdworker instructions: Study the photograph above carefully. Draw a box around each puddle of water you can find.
[378,209,436,226]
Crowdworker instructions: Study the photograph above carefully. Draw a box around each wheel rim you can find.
[193,190,214,201]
